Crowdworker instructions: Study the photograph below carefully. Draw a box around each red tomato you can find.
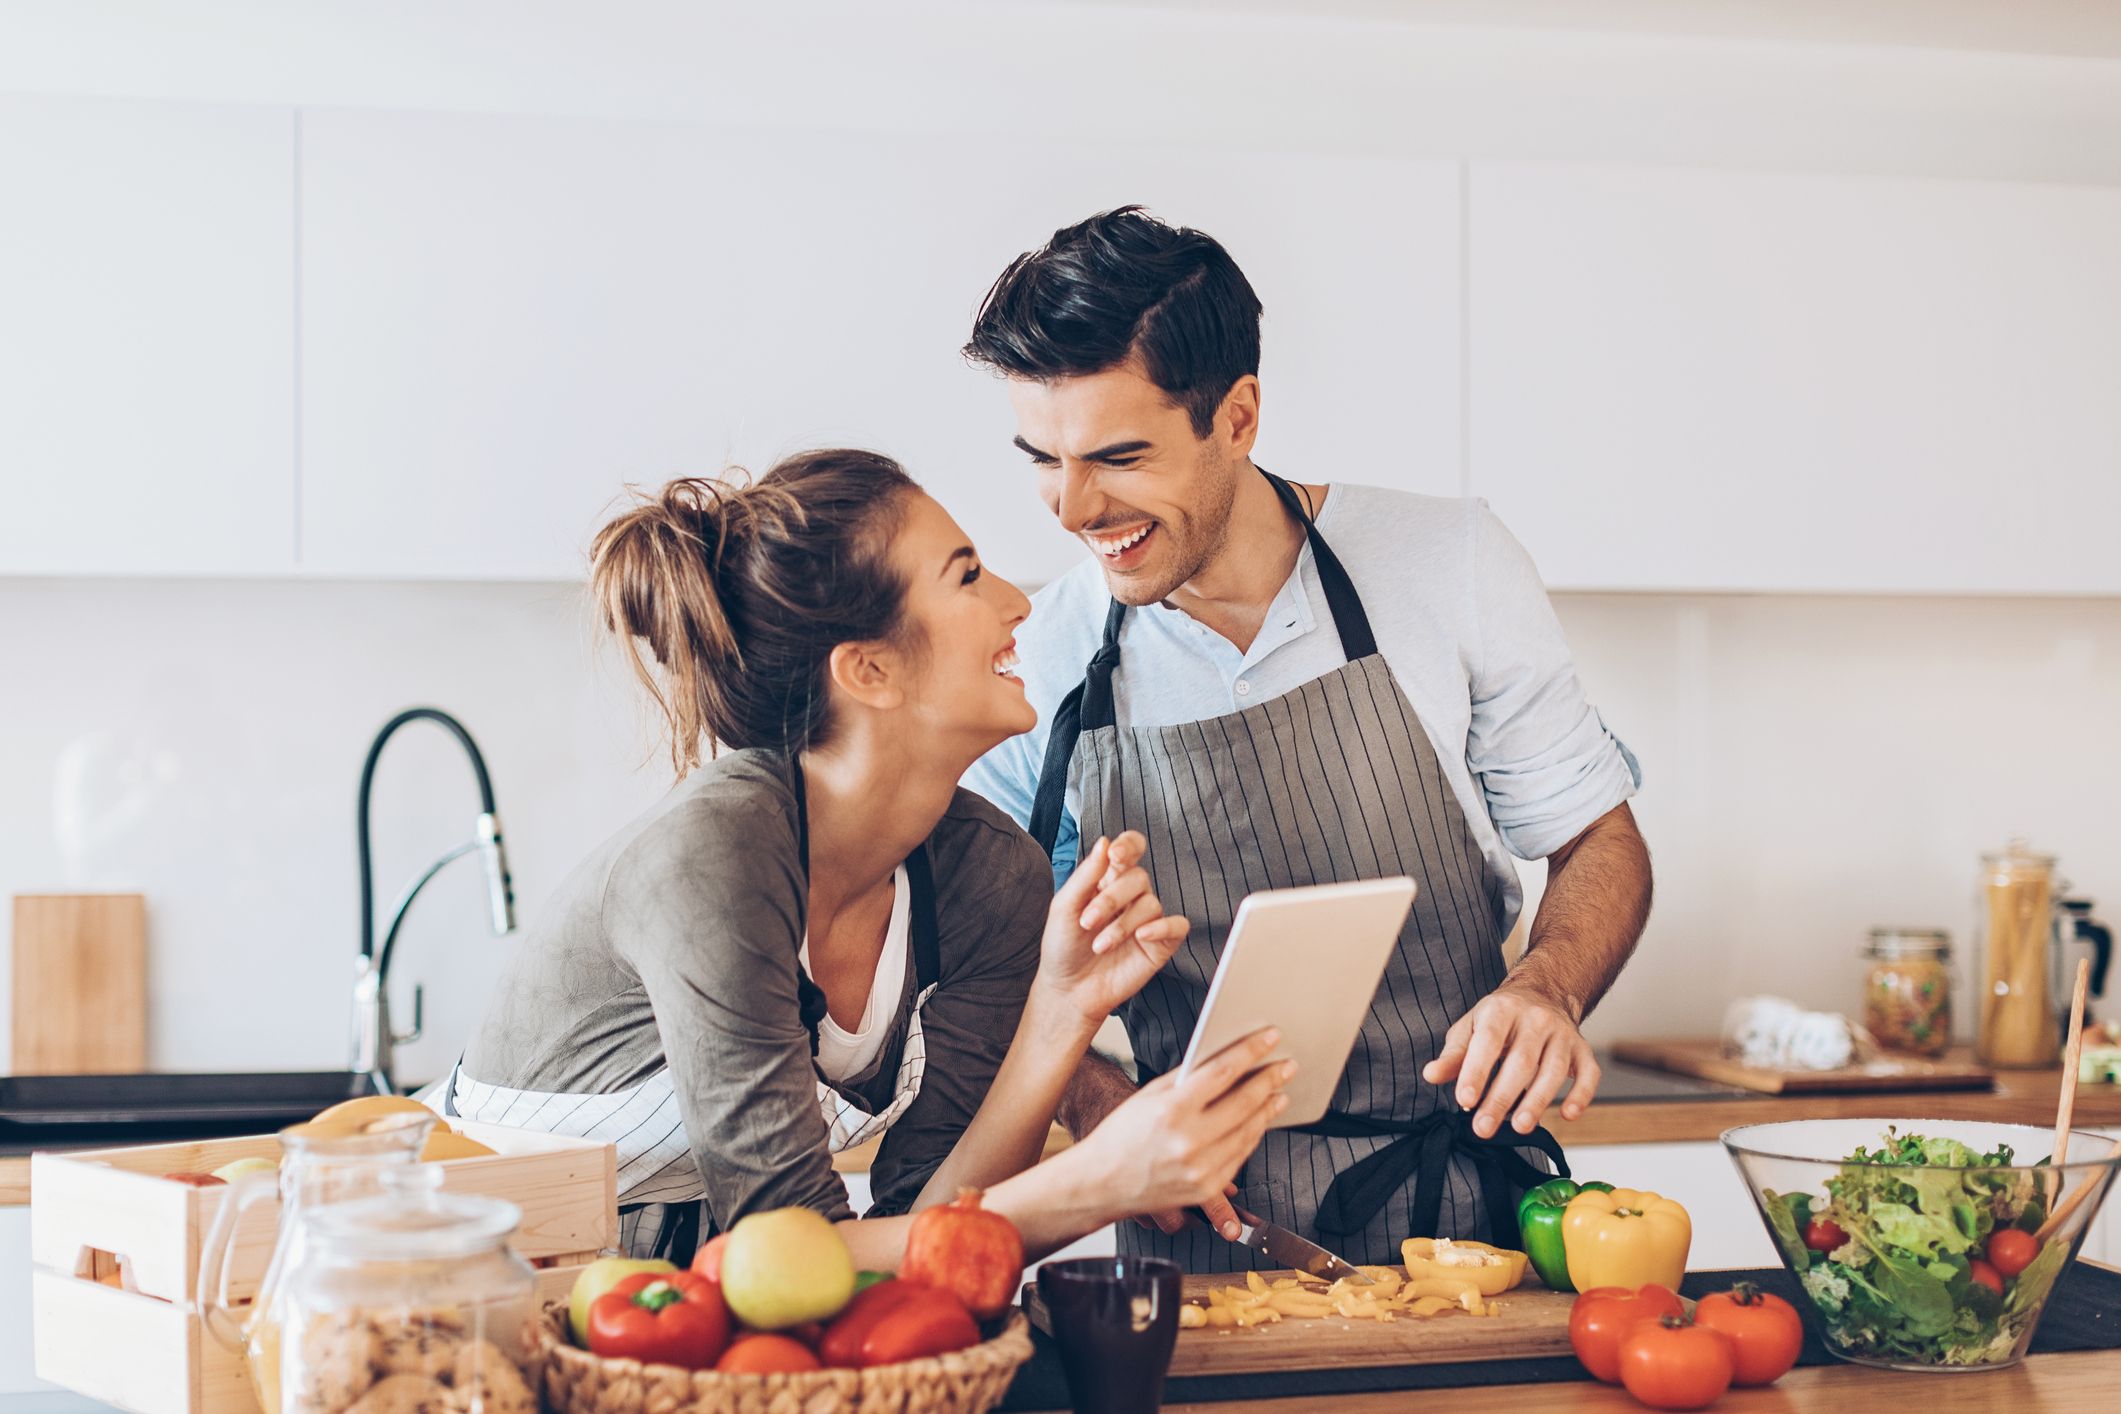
[1617,1316,1736,1411]
[1693,1282,1802,1386]
[714,1334,823,1374]
[1986,1228,2039,1279]
[1802,1216,1849,1252]
[586,1271,731,1370]
[859,1288,981,1367]
[690,1233,731,1284]
[1968,1258,2004,1295]
[819,1280,923,1367]
[1568,1284,1687,1385]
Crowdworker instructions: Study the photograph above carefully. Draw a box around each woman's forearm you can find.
[914,986,1096,1208]
[839,1139,1116,1269]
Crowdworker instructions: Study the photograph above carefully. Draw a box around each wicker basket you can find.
[534,1301,1033,1414]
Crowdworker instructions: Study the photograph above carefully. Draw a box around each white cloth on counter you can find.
[1722,995,1874,1071]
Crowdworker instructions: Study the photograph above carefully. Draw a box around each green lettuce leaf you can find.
[2003,1239,2068,1320]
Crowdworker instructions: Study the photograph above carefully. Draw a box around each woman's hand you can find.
[1034,832,1189,1025]
[1072,1027,1292,1225]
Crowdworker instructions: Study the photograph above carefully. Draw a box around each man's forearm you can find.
[1056,1048,1138,1139]
[1512,802,1652,1021]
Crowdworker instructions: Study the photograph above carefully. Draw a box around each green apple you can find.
[567,1257,678,1346]
[209,1157,280,1184]
[719,1207,856,1330]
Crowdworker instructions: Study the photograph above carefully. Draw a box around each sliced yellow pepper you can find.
[1560,1186,1692,1292]
[1399,1237,1529,1295]
[1402,1276,1489,1312]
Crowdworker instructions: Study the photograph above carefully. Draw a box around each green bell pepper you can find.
[1517,1178,1612,1292]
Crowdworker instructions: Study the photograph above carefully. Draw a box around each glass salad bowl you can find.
[1722,1118,2120,1372]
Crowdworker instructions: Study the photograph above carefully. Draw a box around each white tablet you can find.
[1175,877,1417,1128]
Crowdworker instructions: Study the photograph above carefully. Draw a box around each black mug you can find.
[1037,1256,1183,1414]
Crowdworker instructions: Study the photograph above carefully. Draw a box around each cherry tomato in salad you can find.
[1616,1315,1736,1411]
[1802,1216,1849,1252]
[1693,1282,1802,1386]
[1568,1284,1687,1384]
[1985,1228,2039,1279]
[1968,1258,2005,1295]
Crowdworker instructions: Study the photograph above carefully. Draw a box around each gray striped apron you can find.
[442,758,943,1265]
[1028,470,1565,1271]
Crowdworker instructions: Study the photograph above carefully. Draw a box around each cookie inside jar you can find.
[277,1169,537,1414]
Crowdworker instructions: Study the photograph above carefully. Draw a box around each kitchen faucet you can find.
[351,707,516,1092]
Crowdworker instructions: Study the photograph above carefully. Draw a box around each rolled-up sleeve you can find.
[1464,502,1641,860]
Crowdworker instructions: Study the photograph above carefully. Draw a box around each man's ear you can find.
[1219,375,1262,457]
[826,640,904,713]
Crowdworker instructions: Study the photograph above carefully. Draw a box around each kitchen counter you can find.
[1167,1347,2121,1411]
[1554,1054,2121,1146]
[8,1059,2117,1204]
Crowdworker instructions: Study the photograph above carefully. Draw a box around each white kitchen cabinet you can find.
[1470,161,2121,594]
[0,94,295,576]
[298,111,1461,584]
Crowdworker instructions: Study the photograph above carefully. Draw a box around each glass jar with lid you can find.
[275,1166,537,1414]
[198,1116,434,1414]
[1863,928,1953,1056]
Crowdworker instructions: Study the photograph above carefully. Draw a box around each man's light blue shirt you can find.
[962,483,1640,937]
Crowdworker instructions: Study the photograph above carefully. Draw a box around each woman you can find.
[454,449,1290,1267]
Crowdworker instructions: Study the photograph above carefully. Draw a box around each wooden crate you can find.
[31,1121,615,1414]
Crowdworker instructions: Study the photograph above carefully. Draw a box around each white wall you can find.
[2,575,2115,1076]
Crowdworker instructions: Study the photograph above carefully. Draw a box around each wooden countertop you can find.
[1168,1348,2121,1411]
[1553,1058,2121,1146]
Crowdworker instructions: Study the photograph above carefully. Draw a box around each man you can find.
[960,207,1652,1270]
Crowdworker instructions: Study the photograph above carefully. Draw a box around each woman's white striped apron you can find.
[1028,470,1565,1271]
[444,845,944,1262]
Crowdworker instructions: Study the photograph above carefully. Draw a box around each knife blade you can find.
[1228,1207,1373,1284]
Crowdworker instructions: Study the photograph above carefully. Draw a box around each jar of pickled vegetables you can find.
[1864,928,1953,1056]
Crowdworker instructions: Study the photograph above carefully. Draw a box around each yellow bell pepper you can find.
[1399,1238,1528,1295]
[1560,1186,1692,1292]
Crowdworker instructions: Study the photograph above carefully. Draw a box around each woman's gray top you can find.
[462,749,1051,1227]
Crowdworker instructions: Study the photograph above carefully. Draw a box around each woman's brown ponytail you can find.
[590,450,919,775]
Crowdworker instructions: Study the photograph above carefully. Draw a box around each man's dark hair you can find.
[963,206,1264,438]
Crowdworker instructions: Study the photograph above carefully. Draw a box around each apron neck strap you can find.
[787,752,942,1039]
[1258,468,1378,662]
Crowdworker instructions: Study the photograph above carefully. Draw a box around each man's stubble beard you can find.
[1103,449,1242,608]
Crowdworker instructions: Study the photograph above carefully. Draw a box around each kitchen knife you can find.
[1228,1207,1373,1284]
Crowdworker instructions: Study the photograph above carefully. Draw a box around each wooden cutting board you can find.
[1613,1038,1994,1094]
[10,894,147,1075]
[1026,1269,1575,1376]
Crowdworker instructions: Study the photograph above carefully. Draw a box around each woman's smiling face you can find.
[877,490,1036,754]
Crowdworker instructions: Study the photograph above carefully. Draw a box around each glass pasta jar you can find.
[1862,928,1953,1056]
[276,1168,536,1414]
[1976,843,2062,1068]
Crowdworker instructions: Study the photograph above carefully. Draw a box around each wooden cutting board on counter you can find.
[10,894,146,1075]
[1025,1270,1574,1376]
[1613,1038,1994,1094]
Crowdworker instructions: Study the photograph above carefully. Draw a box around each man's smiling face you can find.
[1008,358,1243,606]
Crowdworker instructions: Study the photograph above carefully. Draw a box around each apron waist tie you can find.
[1302,1109,1568,1251]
